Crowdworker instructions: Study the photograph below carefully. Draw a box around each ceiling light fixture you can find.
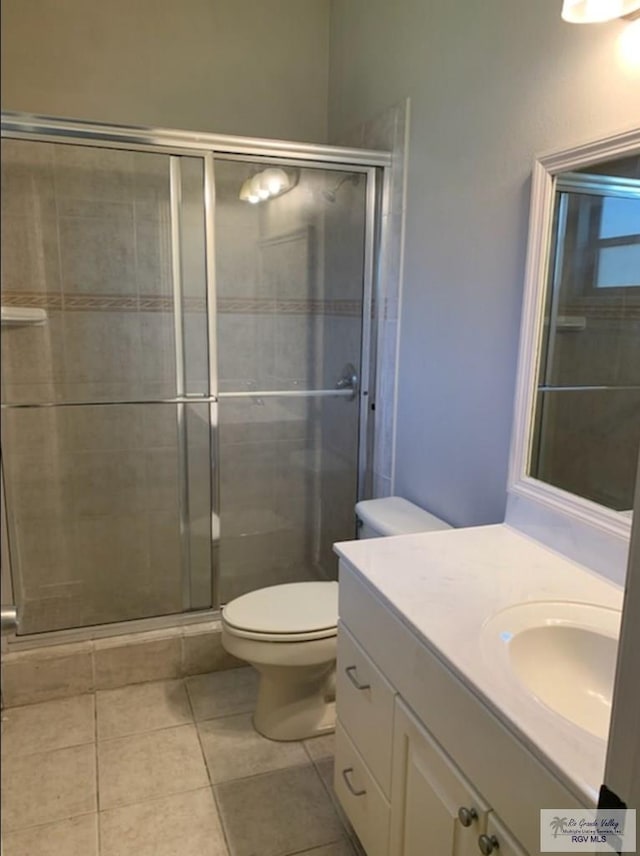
[239,178,259,204]
[262,168,290,195]
[561,0,640,22]
[249,174,270,200]
[239,168,297,203]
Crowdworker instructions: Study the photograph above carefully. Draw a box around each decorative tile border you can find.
[219,297,362,316]
[2,292,64,310]
[1,291,362,317]
[65,294,141,311]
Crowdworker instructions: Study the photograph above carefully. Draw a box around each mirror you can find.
[531,157,640,511]
[510,129,640,534]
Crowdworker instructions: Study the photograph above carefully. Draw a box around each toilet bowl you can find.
[221,581,338,741]
[221,497,451,741]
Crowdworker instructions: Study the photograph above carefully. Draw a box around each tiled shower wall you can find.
[1,144,175,401]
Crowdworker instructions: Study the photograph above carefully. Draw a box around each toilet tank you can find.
[355,496,452,539]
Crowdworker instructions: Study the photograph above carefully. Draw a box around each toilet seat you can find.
[222,581,338,643]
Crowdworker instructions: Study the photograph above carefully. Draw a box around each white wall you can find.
[1,0,330,142]
[328,0,640,526]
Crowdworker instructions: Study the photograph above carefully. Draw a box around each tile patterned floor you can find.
[0,667,361,856]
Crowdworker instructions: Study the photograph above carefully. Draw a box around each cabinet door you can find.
[483,814,529,856]
[390,699,490,856]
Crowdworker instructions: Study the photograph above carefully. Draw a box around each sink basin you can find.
[482,602,621,739]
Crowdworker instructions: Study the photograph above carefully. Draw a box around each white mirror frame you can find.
[508,126,640,543]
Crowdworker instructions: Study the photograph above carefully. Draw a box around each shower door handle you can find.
[336,363,358,401]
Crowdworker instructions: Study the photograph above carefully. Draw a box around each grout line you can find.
[310,754,363,854]
[1,736,96,761]
[301,739,335,766]
[185,678,232,856]
[93,809,100,856]
[97,719,196,746]
[1,688,96,712]
[282,836,352,856]
[2,808,97,837]
[93,690,101,856]
[208,747,328,792]
[302,740,314,764]
[179,632,187,678]
[202,753,312,789]
[90,640,97,694]
[190,706,257,726]
[98,784,213,817]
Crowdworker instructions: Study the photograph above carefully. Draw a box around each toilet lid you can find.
[222,581,338,637]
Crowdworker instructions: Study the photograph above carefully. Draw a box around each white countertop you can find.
[335,522,624,805]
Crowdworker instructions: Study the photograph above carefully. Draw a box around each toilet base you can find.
[252,662,336,742]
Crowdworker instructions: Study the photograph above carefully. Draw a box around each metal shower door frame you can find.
[206,152,380,608]
[1,112,389,634]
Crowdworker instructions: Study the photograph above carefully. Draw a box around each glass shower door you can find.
[213,159,369,603]
[1,139,212,633]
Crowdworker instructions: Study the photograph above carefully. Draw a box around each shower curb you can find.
[0,620,242,707]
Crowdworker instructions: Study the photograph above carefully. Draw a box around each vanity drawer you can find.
[335,719,390,856]
[336,622,396,796]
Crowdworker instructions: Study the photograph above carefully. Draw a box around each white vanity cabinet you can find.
[333,624,394,855]
[333,556,589,856]
[390,698,490,856]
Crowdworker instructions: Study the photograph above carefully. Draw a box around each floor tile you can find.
[99,788,228,856]
[1,743,97,832]
[293,841,357,856]
[198,712,308,783]
[96,679,192,740]
[303,732,335,763]
[186,667,258,721]
[315,757,335,793]
[98,723,209,809]
[314,759,362,853]
[215,764,344,856]
[2,814,99,856]
[1,694,95,757]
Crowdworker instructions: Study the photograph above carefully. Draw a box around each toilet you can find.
[221,497,452,741]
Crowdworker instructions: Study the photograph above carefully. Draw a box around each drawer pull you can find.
[458,806,478,827]
[345,665,371,691]
[342,767,367,797]
[478,834,500,854]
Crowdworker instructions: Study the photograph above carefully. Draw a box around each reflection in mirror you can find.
[530,155,640,512]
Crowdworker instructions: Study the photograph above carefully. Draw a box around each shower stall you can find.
[0,114,389,639]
